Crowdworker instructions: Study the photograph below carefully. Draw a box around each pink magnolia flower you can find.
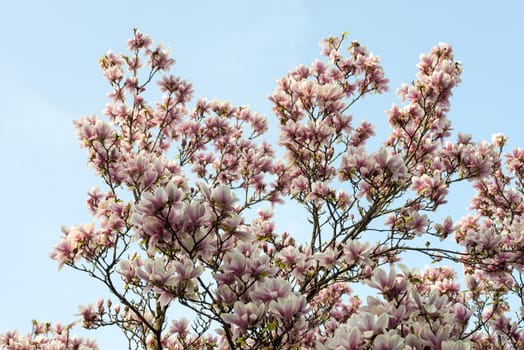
[373,330,404,350]
[127,29,152,50]
[268,294,308,321]
[349,312,389,338]
[221,301,265,330]
[367,268,406,300]
[49,236,77,270]
[327,326,363,350]
[250,278,292,304]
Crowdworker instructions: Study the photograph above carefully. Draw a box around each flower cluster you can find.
[4,30,524,350]
[0,321,98,350]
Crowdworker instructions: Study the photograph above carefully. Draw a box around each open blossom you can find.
[411,173,449,205]
[325,326,363,349]
[373,148,408,181]
[221,301,265,330]
[367,268,407,300]
[268,294,308,321]
[348,312,389,338]
[373,330,404,350]
[250,277,292,303]
[78,304,99,328]
[49,235,78,270]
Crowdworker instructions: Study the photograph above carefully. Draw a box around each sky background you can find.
[1,1,523,348]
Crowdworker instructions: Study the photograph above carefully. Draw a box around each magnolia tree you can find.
[2,29,524,350]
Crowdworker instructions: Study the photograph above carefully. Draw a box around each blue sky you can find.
[1,1,523,348]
